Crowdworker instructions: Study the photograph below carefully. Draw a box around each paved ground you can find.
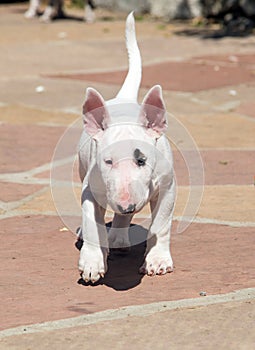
[0,2,255,349]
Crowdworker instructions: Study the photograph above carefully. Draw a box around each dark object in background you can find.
[223,13,254,36]
[201,0,255,37]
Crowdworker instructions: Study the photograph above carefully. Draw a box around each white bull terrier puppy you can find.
[78,12,175,283]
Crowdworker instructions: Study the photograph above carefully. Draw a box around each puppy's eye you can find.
[137,157,146,167]
[105,159,113,165]
[134,148,147,167]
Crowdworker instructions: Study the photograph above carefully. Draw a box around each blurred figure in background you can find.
[24,0,96,23]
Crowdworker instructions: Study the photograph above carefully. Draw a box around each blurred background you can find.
[2,0,255,36]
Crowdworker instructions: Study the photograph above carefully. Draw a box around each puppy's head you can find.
[82,86,167,214]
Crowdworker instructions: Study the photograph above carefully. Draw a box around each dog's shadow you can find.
[76,223,148,291]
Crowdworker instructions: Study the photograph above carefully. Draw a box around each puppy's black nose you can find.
[117,204,136,214]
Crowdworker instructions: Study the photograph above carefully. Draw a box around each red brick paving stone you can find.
[236,101,255,118]
[0,124,69,173]
[35,160,81,183]
[202,150,255,185]
[173,150,255,186]
[139,61,255,92]
[49,59,255,92]
[0,183,44,202]
[1,215,254,330]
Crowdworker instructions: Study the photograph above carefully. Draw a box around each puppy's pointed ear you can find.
[139,85,167,137]
[83,88,110,138]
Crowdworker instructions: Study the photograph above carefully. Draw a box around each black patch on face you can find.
[134,148,147,167]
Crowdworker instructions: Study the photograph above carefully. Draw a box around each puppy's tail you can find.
[116,12,142,101]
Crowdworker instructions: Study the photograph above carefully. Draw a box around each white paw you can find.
[139,250,173,276]
[79,245,108,283]
[24,9,37,18]
[39,6,54,22]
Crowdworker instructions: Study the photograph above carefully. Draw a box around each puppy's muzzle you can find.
[117,203,136,215]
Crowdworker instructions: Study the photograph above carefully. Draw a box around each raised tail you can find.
[116,12,142,101]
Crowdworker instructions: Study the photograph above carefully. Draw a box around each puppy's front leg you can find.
[79,186,108,283]
[140,181,175,276]
[108,213,133,252]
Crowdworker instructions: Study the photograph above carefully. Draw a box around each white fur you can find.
[116,12,142,101]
